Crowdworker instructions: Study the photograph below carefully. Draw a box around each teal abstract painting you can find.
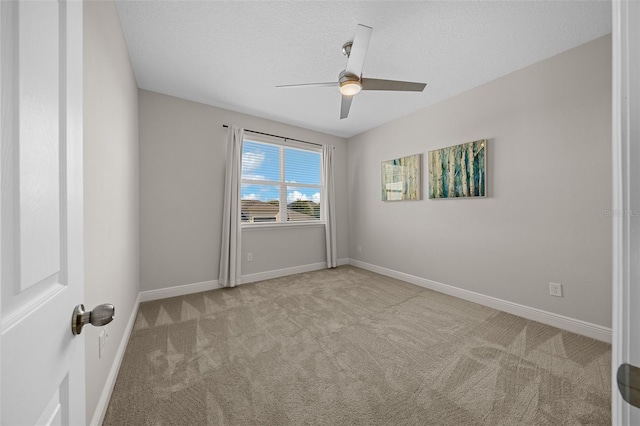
[381,154,422,201]
[428,140,487,199]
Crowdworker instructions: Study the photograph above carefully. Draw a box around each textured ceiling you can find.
[115,1,611,138]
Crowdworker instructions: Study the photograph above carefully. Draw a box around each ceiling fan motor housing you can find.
[338,70,362,96]
[339,69,359,83]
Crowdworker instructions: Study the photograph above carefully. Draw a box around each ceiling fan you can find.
[276,24,427,119]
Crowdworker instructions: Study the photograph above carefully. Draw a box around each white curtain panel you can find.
[219,125,244,287]
[322,145,338,268]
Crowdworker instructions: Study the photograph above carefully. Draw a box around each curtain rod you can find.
[222,125,323,147]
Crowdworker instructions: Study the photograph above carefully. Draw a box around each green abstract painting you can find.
[428,140,487,199]
[381,154,422,201]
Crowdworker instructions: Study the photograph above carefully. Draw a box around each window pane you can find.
[285,147,320,185]
[242,141,280,182]
[241,184,280,223]
[241,139,323,224]
[287,186,320,221]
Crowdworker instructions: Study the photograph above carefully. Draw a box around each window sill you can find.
[241,221,326,231]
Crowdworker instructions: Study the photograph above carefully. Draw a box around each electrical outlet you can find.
[357,245,362,253]
[247,252,253,261]
[549,282,563,297]
[99,330,106,359]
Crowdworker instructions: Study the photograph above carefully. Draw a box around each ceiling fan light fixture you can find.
[339,80,362,96]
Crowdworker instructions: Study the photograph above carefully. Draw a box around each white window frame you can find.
[241,135,324,227]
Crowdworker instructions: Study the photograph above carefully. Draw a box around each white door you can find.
[612,0,640,425]
[0,0,85,424]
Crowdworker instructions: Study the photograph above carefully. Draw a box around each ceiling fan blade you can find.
[340,95,353,119]
[276,82,339,88]
[361,78,427,92]
[344,24,372,78]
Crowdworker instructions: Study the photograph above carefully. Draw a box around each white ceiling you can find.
[115,1,611,138]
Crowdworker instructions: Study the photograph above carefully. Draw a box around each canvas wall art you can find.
[428,140,487,199]
[381,154,422,201]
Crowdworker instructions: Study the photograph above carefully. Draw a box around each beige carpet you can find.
[103,266,611,425]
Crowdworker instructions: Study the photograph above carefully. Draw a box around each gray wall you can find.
[139,90,348,291]
[347,35,612,327]
[84,1,139,423]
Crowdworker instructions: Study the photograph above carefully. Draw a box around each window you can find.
[241,138,322,224]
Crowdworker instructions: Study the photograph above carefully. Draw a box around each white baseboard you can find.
[90,292,140,426]
[139,279,222,302]
[348,259,612,343]
[138,258,350,302]
[241,258,350,284]
[243,261,330,285]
